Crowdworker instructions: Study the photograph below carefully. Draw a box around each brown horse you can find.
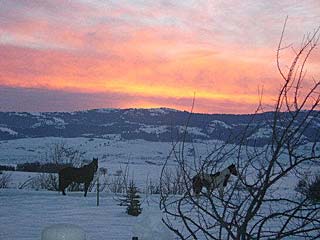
[59,158,98,197]
[192,164,238,198]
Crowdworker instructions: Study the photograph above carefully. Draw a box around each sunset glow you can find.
[0,0,319,113]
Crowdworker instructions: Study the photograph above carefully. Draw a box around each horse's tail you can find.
[191,175,196,189]
[58,171,63,192]
[192,175,201,196]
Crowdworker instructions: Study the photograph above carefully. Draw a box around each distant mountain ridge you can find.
[0,108,319,146]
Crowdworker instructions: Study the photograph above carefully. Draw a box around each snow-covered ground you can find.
[0,172,313,240]
[1,137,320,239]
[0,137,223,186]
[0,137,211,240]
[0,137,214,166]
[0,189,169,240]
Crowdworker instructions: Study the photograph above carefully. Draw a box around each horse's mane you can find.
[82,158,98,169]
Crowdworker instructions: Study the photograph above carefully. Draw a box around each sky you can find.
[0,0,319,113]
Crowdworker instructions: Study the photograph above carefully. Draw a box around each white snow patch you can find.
[179,126,207,137]
[101,123,115,127]
[31,117,66,129]
[123,109,144,116]
[207,120,232,133]
[147,108,177,116]
[132,208,175,240]
[139,125,168,134]
[101,134,121,140]
[0,127,18,135]
[41,224,86,240]
[12,113,29,117]
[306,116,320,127]
[94,108,118,113]
[248,127,272,139]
[29,112,42,117]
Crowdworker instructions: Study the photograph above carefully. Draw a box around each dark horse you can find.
[192,164,238,198]
[59,158,98,197]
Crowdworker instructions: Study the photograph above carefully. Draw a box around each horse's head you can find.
[92,158,99,172]
[228,164,238,176]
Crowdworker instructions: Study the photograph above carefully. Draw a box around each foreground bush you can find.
[297,175,320,203]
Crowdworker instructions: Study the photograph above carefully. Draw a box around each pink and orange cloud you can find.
[0,0,319,113]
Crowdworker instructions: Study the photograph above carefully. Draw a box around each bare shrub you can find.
[108,164,129,194]
[0,172,11,188]
[161,166,189,195]
[37,173,59,191]
[145,178,161,195]
[44,141,85,167]
[22,142,86,191]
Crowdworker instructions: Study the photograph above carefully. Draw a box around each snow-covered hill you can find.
[0,108,319,146]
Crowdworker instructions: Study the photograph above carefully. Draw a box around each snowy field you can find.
[0,137,222,166]
[0,173,311,240]
[0,189,171,240]
[1,137,319,239]
[0,137,196,240]
[0,137,223,188]
[0,137,175,166]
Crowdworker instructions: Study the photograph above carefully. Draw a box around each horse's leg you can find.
[207,185,213,196]
[61,181,69,195]
[195,188,201,198]
[218,187,224,199]
[194,186,203,206]
[60,179,69,196]
[193,184,201,197]
[84,182,89,197]
[192,176,202,197]
[59,175,67,195]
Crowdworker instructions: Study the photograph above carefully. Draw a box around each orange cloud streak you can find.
[1,1,319,113]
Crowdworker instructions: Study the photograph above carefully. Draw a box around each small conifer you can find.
[119,180,142,216]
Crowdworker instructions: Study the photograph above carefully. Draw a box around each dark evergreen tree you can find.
[296,175,320,203]
[119,180,142,216]
[307,176,320,202]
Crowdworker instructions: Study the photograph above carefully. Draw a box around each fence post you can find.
[97,169,100,207]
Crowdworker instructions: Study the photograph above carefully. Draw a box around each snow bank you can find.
[132,207,175,240]
[41,224,86,240]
